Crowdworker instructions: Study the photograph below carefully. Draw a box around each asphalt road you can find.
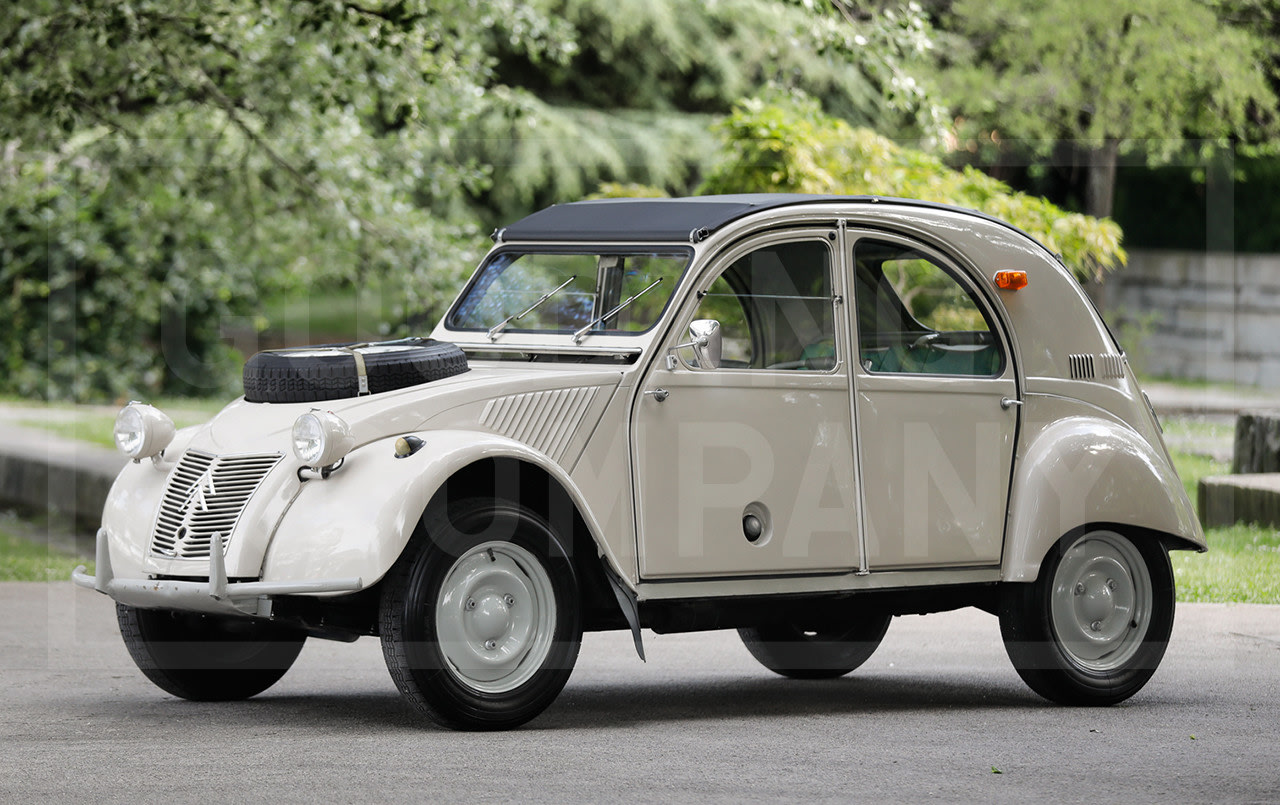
[3,583,1278,803]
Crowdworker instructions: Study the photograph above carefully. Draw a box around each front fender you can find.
[260,429,611,590]
[1003,399,1204,582]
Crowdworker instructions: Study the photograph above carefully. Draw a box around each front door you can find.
[632,230,861,579]
[849,233,1018,569]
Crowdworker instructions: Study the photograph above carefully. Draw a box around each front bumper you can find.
[73,528,364,617]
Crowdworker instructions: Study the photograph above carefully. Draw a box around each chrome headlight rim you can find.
[292,410,354,469]
[113,402,176,460]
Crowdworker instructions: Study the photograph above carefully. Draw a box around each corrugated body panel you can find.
[480,387,599,463]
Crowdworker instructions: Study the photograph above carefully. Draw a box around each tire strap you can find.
[337,343,371,396]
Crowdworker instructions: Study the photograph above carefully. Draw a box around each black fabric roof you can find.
[495,194,1013,244]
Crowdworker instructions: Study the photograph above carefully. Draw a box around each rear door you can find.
[849,233,1018,569]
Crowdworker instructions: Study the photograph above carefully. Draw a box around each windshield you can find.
[447,250,690,338]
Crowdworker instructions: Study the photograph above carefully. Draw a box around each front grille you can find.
[151,450,283,559]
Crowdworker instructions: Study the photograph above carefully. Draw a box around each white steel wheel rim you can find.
[434,541,556,694]
[1050,532,1152,672]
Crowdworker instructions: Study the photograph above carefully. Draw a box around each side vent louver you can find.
[1068,353,1126,381]
[1097,353,1126,378]
[1068,354,1095,380]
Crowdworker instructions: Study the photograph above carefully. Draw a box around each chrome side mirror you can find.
[666,319,722,370]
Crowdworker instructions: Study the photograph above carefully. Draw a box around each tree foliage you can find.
[467,0,949,221]
[0,0,542,399]
[699,98,1126,280]
[940,0,1277,216]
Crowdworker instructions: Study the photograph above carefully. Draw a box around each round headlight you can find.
[292,411,354,468]
[113,403,175,460]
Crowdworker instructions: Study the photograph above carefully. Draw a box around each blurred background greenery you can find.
[2,0,1278,401]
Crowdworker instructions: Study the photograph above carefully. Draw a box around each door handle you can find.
[1000,396,1023,410]
[644,388,669,403]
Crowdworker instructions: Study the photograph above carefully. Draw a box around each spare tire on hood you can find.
[243,338,469,404]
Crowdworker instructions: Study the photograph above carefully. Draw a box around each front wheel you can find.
[1000,529,1175,705]
[379,499,582,730]
[739,613,892,680]
[117,605,306,701]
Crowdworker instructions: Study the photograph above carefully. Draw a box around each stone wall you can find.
[1106,250,1280,388]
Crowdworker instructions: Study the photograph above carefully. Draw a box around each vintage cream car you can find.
[75,194,1206,730]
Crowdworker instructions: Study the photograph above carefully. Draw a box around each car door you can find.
[849,233,1018,569]
[631,229,862,579]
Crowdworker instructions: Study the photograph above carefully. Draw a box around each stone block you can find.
[1234,255,1280,293]
[1199,473,1280,528]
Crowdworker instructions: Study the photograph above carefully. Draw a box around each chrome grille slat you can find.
[151,449,283,560]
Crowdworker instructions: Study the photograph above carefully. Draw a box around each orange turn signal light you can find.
[993,270,1028,291]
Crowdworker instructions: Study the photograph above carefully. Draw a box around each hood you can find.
[180,363,627,457]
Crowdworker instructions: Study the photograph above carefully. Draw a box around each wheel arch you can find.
[419,456,630,632]
[262,429,628,630]
[1002,413,1205,583]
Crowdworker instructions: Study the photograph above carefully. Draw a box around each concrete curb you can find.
[0,425,126,548]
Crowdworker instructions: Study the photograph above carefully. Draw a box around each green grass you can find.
[0,528,93,582]
[1169,450,1230,510]
[1172,524,1280,604]
[1167,447,1280,604]
[14,399,227,449]
[1161,417,1234,444]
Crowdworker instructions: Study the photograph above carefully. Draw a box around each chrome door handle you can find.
[1000,396,1023,410]
[644,388,669,403]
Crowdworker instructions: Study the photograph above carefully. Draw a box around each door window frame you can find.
[669,228,849,378]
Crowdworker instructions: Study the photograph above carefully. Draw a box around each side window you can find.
[853,239,1003,376]
[690,240,836,371]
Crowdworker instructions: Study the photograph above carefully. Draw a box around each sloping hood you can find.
[174,363,627,458]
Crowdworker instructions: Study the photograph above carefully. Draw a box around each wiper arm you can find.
[572,278,664,344]
[487,276,577,341]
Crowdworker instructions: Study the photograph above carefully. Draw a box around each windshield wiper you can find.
[572,278,664,344]
[487,276,577,341]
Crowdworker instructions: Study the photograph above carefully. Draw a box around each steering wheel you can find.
[910,332,941,351]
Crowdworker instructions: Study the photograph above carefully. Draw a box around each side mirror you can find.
[665,319,722,370]
[688,319,722,369]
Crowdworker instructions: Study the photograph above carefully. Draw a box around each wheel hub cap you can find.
[434,541,555,694]
[1050,532,1152,672]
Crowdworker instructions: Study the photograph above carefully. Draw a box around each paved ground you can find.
[2,583,1277,803]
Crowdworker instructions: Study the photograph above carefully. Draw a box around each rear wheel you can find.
[379,499,582,730]
[117,605,306,701]
[1000,529,1174,705]
[739,614,892,680]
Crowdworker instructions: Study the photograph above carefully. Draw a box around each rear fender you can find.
[1003,411,1204,582]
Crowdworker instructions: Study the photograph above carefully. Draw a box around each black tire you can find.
[117,604,306,701]
[738,613,892,680]
[243,338,468,403]
[379,498,582,730]
[999,529,1175,706]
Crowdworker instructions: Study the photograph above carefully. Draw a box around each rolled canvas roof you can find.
[495,193,1028,245]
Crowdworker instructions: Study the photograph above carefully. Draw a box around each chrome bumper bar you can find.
[72,528,364,617]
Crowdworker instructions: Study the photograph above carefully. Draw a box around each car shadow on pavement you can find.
[537,673,1047,731]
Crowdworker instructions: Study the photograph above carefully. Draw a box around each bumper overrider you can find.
[73,528,364,618]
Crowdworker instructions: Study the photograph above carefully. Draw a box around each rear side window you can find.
[853,239,1003,377]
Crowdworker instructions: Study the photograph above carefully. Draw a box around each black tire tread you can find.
[999,533,1175,706]
[378,499,582,731]
[243,339,468,403]
[117,604,306,701]
[739,614,892,680]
